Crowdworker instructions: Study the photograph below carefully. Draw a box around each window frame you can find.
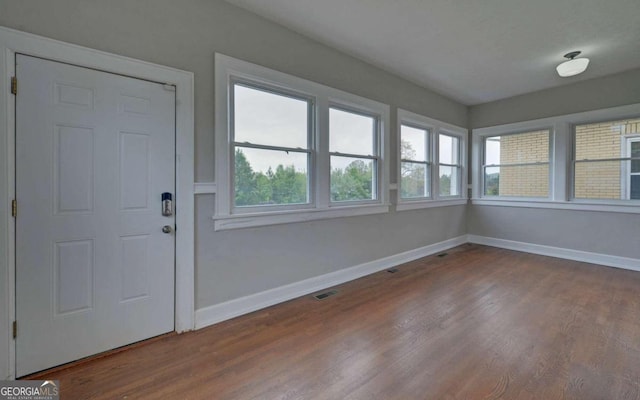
[570,119,640,202]
[399,122,432,201]
[480,128,553,200]
[396,109,467,211]
[438,131,464,198]
[215,54,390,230]
[472,103,640,214]
[230,79,316,213]
[328,104,381,206]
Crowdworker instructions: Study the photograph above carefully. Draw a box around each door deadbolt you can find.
[161,192,173,216]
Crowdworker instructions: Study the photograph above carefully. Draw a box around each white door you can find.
[15,54,176,377]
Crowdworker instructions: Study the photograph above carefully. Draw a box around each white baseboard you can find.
[195,235,467,330]
[467,234,640,272]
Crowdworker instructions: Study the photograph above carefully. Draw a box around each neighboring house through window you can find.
[482,130,550,198]
[574,118,640,200]
[472,104,640,214]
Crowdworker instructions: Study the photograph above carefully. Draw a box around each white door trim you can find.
[0,26,195,379]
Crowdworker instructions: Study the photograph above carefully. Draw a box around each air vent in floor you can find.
[387,268,399,273]
[313,290,337,300]
[437,253,448,258]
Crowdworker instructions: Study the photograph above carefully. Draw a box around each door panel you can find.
[16,54,176,377]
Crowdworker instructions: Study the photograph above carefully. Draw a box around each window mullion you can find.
[316,96,330,209]
[432,130,440,199]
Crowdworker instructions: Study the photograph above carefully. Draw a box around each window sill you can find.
[396,198,467,211]
[213,203,391,231]
[471,198,640,214]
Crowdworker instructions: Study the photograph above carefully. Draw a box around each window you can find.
[215,54,390,230]
[574,118,640,200]
[629,138,640,200]
[400,124,430,199]
[482,130,550,198]
[232,83,312,209]
[397,109,467,210]
[472,103,640,213]
[439,133,461,197]
[329,107,379,203]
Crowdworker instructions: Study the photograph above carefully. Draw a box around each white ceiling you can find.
[225,0,640,105]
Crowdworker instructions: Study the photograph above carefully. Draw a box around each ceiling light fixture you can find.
[556,51,589,77]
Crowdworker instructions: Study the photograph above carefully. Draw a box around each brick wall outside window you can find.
[574,119,640,199]
[494,130,549,197]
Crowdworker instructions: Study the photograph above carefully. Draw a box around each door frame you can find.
[0,26,195,379]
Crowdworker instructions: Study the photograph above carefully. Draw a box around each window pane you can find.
[575,118,640,161]
[632,175,640,200]
[484,166,500,196]
[401,162,429,198]
[401,125,427,161]
[234,147,308,207]
[632,141,640,173]
[439,165,460,196]
[574,160,629,200]
[439,134,459,164]
[330,108,375,155]
[234,84,309,148]
[484,164,549,197]
[485,137,501,165]
[486,130,549,164]
[330,156,375,201]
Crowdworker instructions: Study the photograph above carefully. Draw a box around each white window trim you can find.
[215,54,390,230]
[472,103,640,214]
[396,109,467,211]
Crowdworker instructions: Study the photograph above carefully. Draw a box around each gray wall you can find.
[468,69,640,259]
[0,0,468,309]
[197,199,466,304]
[470,68,640,128]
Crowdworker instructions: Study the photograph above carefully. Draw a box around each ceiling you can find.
[225,0,640,105]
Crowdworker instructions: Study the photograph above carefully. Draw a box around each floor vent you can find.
[437,252,448,258]
[313,290,337,300]
[387,268,399,273]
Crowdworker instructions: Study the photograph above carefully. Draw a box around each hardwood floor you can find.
[29,244,640,399]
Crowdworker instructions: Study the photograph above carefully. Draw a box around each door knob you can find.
[162,225,173,234]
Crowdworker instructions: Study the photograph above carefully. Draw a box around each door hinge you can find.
[12,321,17,339]
[11,199,17,218]
[10,76,17,95]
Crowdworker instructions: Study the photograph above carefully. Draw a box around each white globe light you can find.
[556,58,590,77]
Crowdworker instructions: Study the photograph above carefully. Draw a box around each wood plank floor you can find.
[29,244,640,399]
